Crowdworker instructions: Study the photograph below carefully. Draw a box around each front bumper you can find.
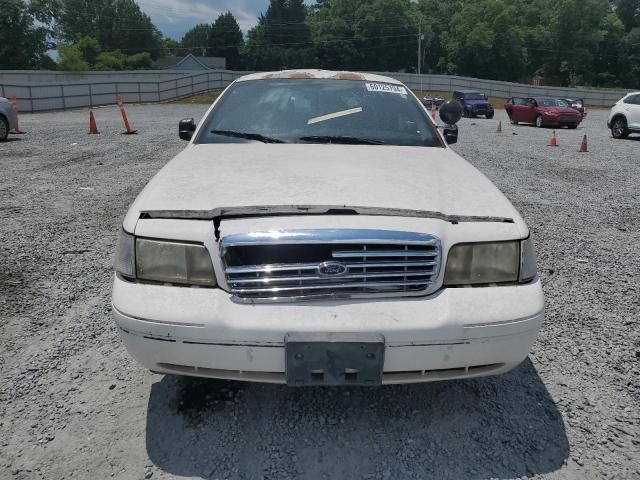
[466,105,493,116]
[543,116,580,127]
[112,274,544,384]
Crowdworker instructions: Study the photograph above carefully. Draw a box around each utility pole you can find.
[417,25,423,75]
[418,25,425,92]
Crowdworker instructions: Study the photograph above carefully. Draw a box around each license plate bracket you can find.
[285,333,385,386]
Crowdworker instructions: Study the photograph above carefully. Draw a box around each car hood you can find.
[541,107,579,114]
[124,144,524,233]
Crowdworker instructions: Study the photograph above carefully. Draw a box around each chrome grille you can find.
[221,229,441,301]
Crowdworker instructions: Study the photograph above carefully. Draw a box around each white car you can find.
[0,96,18,141]
[608,91,640,139]
[112,70,544,386]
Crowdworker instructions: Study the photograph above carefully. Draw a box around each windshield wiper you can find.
[297,135,385,145]
[210,130,286,143]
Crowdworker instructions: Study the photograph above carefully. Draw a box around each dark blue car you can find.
[453,90,494,119]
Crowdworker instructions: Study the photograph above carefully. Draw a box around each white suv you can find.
[608,92,640,139]
[112,70,543,386]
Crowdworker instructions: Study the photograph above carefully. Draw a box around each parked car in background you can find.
[421,94,445,109]
[0,97,18,142]
[607,92,640,139]
[112,69,543,387]
[505,97,581,128]
[563,98,587,119]
[453,90,494,119]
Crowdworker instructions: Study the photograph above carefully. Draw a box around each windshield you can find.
[198,79,442,147]
[538,98,569,107]
[463,92,486,100]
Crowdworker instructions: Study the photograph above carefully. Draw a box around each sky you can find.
[137,0,313,41]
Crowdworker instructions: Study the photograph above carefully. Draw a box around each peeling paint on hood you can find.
[123,144,526,234]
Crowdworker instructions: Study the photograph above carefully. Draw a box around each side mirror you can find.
[439,100,463,125]
[443,125,458,144]
[179,118,196,141]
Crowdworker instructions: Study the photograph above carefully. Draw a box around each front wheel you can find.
[0,116,8,141]
[568,124,578,130]
[611,117,629,139]
[535,115,544,128]
[485,111,494,119]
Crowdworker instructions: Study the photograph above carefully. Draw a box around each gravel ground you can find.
[0,104,639,480]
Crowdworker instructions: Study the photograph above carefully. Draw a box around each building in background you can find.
[155,53,226,71]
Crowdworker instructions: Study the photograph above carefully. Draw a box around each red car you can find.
[505,97,582,129]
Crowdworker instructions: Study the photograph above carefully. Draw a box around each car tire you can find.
[535,115,544,128]
[0,116,8,142]
[485,111,494,119]
[568,124,578,129]
[463,108,470,118]
[611,116,629,139]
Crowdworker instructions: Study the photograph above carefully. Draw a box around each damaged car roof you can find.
[236,69,403,85]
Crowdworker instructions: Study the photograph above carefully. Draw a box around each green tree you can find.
[615,0,640,30]
[545,0,612,85]
[124,51,152,69]
[57,0,163,59]
[209,12,244,69]
[75,36,101,65]
[162,37,181,56]
[415,0,463,73]
[352,0,416,71]
[307,0,416,71]
[621,27,640,85]
[94,50,126,70]
[444,0,527,81]
[0,0,52,69]
[57,35,153,71]
[244,0,312,70]
[593,13,627,86]
[181,24,213,55]
[57,44,90,71]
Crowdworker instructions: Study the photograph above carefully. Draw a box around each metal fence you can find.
[392,73,629,108]
[0,70,246,112]
[0,69,630,112]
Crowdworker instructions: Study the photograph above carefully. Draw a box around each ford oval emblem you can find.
[318,261,348,277]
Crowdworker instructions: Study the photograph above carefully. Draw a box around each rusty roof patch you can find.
[287,71,316,79]
[332,72,365,81]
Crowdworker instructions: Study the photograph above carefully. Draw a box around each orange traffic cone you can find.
[578,134,588,152]
[431,102,436,121]
[9,94,25,134]
[496,121,502,133]
[547,130,558,147]
[116,95,137,134]
[88,111,100,134]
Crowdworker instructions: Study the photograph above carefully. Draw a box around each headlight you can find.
[136,238,216,286]
[115,229,135,278]
[519,236,537,282]
[444,241,519,286]
[114,229,217,286]
[444,237,539,286]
